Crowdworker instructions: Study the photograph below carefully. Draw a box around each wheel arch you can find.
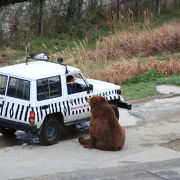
[108,100,119,120]
[38,112,64,134]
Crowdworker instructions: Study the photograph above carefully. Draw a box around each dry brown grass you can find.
[0,48,24,62]
[93,23,180,60]
[63,23,180,62]
[90,59,180,84]
[61,23,180,85]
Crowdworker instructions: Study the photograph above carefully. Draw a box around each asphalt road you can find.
[17,158,180,180]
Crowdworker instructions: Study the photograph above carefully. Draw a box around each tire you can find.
[111,105,119,120]
[38,116,62,146]
[0,127,16,136]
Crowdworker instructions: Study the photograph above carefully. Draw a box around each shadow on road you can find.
[0,122,89,149]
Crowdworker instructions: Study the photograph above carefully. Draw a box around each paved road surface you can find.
[18,158,180,180]
[0,95,180,180]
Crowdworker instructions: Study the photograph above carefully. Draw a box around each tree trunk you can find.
[66,0,83,22]
[38,0,45,36]
[174,0,177,8]
[156,0,161,16]
[87,0,98,14]
[77,0,83,18]
[134,0,142,17]
[163,0,167,12]
[66,0,76,21]
[0,9,3,43]
[116,0,122,20]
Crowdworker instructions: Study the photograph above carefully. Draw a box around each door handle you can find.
[0,97,4,100]
[68,99,73,103]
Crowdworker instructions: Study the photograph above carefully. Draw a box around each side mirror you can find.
[89,84,93,91]
[57,57,63,64]
[29,53,35,59]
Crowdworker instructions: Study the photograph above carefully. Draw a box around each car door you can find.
[66,73,91,123]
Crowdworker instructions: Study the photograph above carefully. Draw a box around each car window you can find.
[37,76,61,101]
[0,75,8,95]
[7,77,30,100]
[66,73,88,95]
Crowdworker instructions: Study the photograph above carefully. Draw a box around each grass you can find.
[124,70,165,84]
[122,73,180,100]
[155,53,180,61]
[151,9,180,27]
[13,35,74,53]
[122,82,159,100]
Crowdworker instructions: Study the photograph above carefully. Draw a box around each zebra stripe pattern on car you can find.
[1,102,30,122]
[0,90,121,123]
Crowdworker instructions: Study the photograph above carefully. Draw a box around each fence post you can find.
[38,0,45,36]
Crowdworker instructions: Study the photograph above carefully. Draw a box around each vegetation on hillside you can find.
[0,1,180,100]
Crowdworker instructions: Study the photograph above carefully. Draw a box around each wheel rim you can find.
[46,123,57,140]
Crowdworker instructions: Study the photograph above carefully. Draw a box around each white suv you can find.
[0,53,131,145]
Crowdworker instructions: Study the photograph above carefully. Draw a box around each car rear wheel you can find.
[0,127,16,136]
[38,116,62,146]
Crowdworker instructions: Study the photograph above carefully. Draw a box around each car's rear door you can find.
[4,76,31,123]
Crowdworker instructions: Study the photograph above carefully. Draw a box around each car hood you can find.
[86,79,120,91]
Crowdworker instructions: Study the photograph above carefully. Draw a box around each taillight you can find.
[117,89,124,95]
[29,112,35,125]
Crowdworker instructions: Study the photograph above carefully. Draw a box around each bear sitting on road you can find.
[78,95,125,151]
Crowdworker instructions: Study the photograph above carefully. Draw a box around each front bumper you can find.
[0,118,37,133]
[117,101,132,110]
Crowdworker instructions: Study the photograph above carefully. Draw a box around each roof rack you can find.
[26,53,68,74]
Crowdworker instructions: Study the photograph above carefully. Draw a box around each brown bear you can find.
[78,95,125,151]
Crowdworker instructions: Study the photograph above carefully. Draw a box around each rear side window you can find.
[37,76,61,101]
[7,77,30,100]
[0,75,8,95]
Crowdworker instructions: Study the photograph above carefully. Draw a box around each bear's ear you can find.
[90,95,106,106]
[89,96,96,105]
[99,96,107,104]
[86,97,90,104]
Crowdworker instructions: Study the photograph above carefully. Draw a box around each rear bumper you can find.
[117,101,132,110]
[0,118,37,133]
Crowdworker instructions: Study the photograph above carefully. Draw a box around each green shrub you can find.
[124,70,165,84]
